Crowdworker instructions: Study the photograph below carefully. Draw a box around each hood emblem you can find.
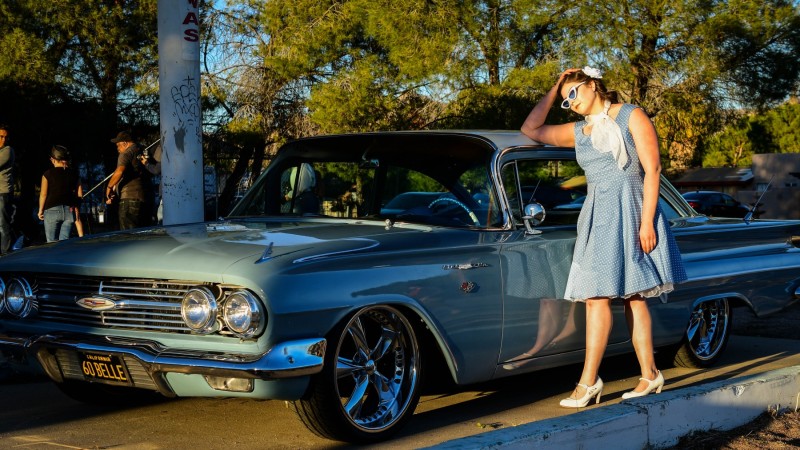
[76,297,119,311]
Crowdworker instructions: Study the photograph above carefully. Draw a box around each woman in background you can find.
[38,145,83,242]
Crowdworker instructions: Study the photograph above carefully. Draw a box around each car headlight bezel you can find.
[180,286,219,334]
[222,290,263,338]
[5,277,35,318]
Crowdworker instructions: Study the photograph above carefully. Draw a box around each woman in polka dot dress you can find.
[520,67,687,408]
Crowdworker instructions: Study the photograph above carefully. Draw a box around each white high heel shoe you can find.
[621,371,665,399]
[559,377,603,408]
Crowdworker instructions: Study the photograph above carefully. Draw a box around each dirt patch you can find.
[662,300,800,449]
[667,409,800,449]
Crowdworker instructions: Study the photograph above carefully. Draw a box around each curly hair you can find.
[558,70,619,105]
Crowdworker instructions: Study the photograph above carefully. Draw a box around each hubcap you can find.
[334,306,420,432]
[686,298,730,360]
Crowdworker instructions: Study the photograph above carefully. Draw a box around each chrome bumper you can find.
[0,332,325,396]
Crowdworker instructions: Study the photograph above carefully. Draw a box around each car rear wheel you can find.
[672,298,732,368]
[292,305,422,443]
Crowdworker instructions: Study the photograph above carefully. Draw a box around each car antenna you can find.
[527,178,541,204]
[744,175,773,223]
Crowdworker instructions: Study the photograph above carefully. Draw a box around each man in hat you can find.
[106,131,147,229]
[0,124,14,253]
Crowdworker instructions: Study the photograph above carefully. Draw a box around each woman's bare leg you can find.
[625,296,659,392]
[572,297,612,397]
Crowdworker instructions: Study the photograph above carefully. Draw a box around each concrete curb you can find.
[428,365,800,450]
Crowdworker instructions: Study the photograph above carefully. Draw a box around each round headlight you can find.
[181,287,218,333]
[223,291,263,338]
[6,278,34,318]
[0,278,6,314]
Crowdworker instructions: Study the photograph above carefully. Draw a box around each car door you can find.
[496,154,631,366]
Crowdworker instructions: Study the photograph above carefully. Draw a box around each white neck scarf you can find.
[585,100,628,170]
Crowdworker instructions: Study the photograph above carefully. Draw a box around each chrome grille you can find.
[25,274,239,334]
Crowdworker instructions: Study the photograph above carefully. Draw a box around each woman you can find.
[520,67,687,408]
[38,145,83,242]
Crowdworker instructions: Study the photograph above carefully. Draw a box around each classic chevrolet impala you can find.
[1,131,799,443]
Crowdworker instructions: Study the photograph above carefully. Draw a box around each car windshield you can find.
[229,134,504,229]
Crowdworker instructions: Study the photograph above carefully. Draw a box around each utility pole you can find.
[157,0,204,225]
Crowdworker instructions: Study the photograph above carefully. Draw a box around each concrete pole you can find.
[157,0,204,225]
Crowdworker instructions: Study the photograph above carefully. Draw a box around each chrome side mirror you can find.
[522,203,546,235]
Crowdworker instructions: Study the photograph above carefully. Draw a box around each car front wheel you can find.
[292,305,422,443]
[672,297,732,368]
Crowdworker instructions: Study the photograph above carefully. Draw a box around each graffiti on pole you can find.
[170,75,200,154]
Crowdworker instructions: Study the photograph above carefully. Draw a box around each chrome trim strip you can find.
[685,262,800,283]
[0,332,325,396]
[293,239,381,263]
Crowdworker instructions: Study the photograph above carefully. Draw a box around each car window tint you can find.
[380,164,501,228]
[502,159,585,227]
[658,197,680,220]
[233,156,500,229]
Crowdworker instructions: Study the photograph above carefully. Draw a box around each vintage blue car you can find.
[1,131,799,443]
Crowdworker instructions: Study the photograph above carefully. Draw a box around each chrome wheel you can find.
[674,298,732,368]
[293,305,422,443]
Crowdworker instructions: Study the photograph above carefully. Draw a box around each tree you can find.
[0,0,159,166]
[702,117,755,167]
[573,0,800,169]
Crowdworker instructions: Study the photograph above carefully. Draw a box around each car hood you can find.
[0,219,432,281]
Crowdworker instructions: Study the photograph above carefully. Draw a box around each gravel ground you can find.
[662,300,800,449]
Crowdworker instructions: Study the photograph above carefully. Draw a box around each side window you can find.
[380,166,448,213]
[458,165,503,228]
[380,164,501,228]
[658,197,680,220]
[501,162,522,224]
[502,159,585,227]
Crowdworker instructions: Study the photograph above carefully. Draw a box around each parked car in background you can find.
[1,131,799,443]
[682,190,751,218]
[553,195,587,210]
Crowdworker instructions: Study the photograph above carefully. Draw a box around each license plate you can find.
[78,352,132,386]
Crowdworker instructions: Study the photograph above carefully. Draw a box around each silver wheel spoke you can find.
[343,375,370,419]
[686,316,703,342]
[371,326,398,362]
[347,317,371,360]
[336,356,361,380]
[375,372,401,411]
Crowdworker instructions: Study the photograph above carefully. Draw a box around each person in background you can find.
[37,145,82,242]
[0,124,15,254]
[67,159,84,238]
[140,143,162,224]
[106,131,147,229]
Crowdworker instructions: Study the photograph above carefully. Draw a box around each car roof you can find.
[280,130,549,155]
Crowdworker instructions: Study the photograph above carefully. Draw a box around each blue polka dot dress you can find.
[563,104,687,302]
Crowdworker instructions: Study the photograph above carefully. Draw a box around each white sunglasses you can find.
[561,81,587,109]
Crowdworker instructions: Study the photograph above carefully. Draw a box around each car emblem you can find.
[460,281,477,293]
[76,297,118,311]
